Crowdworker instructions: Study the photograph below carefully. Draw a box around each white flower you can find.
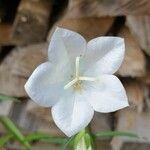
[25,27,128,137]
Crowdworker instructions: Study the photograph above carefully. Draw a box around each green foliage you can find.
[0,117,31,150]
[0,95,19,102]
[73,129,94,150]
[0,134,13,147]
[73,130,85,149]
[0,117,70,149]
[94,131,139,138]
[25,132,68,144]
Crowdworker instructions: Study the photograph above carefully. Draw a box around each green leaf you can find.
[0,117,31,150]
[73,129,95,150]
[61,136,74,150]
[0,95,19,102]
[94,131,139,139]
[25,132,67,144]
[73,129,85,149]
[25,132,51,142]
[0,134,13,147]
[85,133,95,150]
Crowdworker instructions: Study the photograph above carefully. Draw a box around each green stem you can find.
[73,127,95,150]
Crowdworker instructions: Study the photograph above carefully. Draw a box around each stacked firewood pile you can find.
[0,0,150,149]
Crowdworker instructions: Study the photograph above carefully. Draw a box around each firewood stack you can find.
[0,0,150,149]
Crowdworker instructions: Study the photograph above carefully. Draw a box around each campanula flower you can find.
[25,27,128,137]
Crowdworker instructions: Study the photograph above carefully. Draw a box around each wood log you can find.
[111,108,150,150]
[117,27,146,77]
[138,58,150,85]
[0,24,13,45]
[0,49,26,97]
[12,43,47,77]
[47,17,114,41]
[0,46,2,53]
[18,100,64,136]
[145,86,150,108]
[67,0,150,18]
[127,16,150,56]
[0,43,47,97]
[6,142,65,150]
[0,101,13,116]
[30,142,65,150]
[91,112,111,133]
[122,79,145,112]
[11,0,52,45]
[139,73,150,85]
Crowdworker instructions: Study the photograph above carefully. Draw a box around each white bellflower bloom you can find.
[25,27,128,137]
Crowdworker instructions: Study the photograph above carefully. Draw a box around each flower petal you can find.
[25,62,68,107]
[48,27,86,65]
[51,92,94,137]
[84,75,128,113]
[82,37,125,75]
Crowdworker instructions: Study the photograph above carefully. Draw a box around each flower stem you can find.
[75,56,80,79]
[73,127,95,150]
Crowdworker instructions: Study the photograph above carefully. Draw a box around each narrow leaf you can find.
[0,134,13,147]
[0,95,19,102]
[25,132,67,144]
[94,131,139,138]
[25,132,51,141]
[0,117,31,150]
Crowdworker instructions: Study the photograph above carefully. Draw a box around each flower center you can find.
[64,57,97,90]
[73,81,82,92]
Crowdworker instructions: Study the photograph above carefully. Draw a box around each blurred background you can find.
[0,0,150,149]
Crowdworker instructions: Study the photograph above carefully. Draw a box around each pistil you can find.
[76,56,80,79]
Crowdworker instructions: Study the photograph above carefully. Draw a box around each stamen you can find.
[76,57,80,79]
[79,76,97,81]
[64,78,78,89]
[64,56,98,90]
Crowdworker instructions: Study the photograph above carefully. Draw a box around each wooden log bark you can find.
[0,24,13,45]
[145,86,150,108]
[139,73,150,85]
[127,16,150,56]
[67,0,150,18]
[47,17,114,41]
[111,108,150,150]
[91,113,111,133]
[18,100,64,136]
[0,101,13,116]
[0,49,26,97]
[117,27,146,77]
[12,43,47,77]
[11,0,52,45]
[138,58,150,85]
[122,79,145,112]
[0,43,47,97]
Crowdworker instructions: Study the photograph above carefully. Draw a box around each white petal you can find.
[83,75,128,113]
[51,92,94,137]
[25,62,67,107]
[48,27,86,65]
[82,37,125,75]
